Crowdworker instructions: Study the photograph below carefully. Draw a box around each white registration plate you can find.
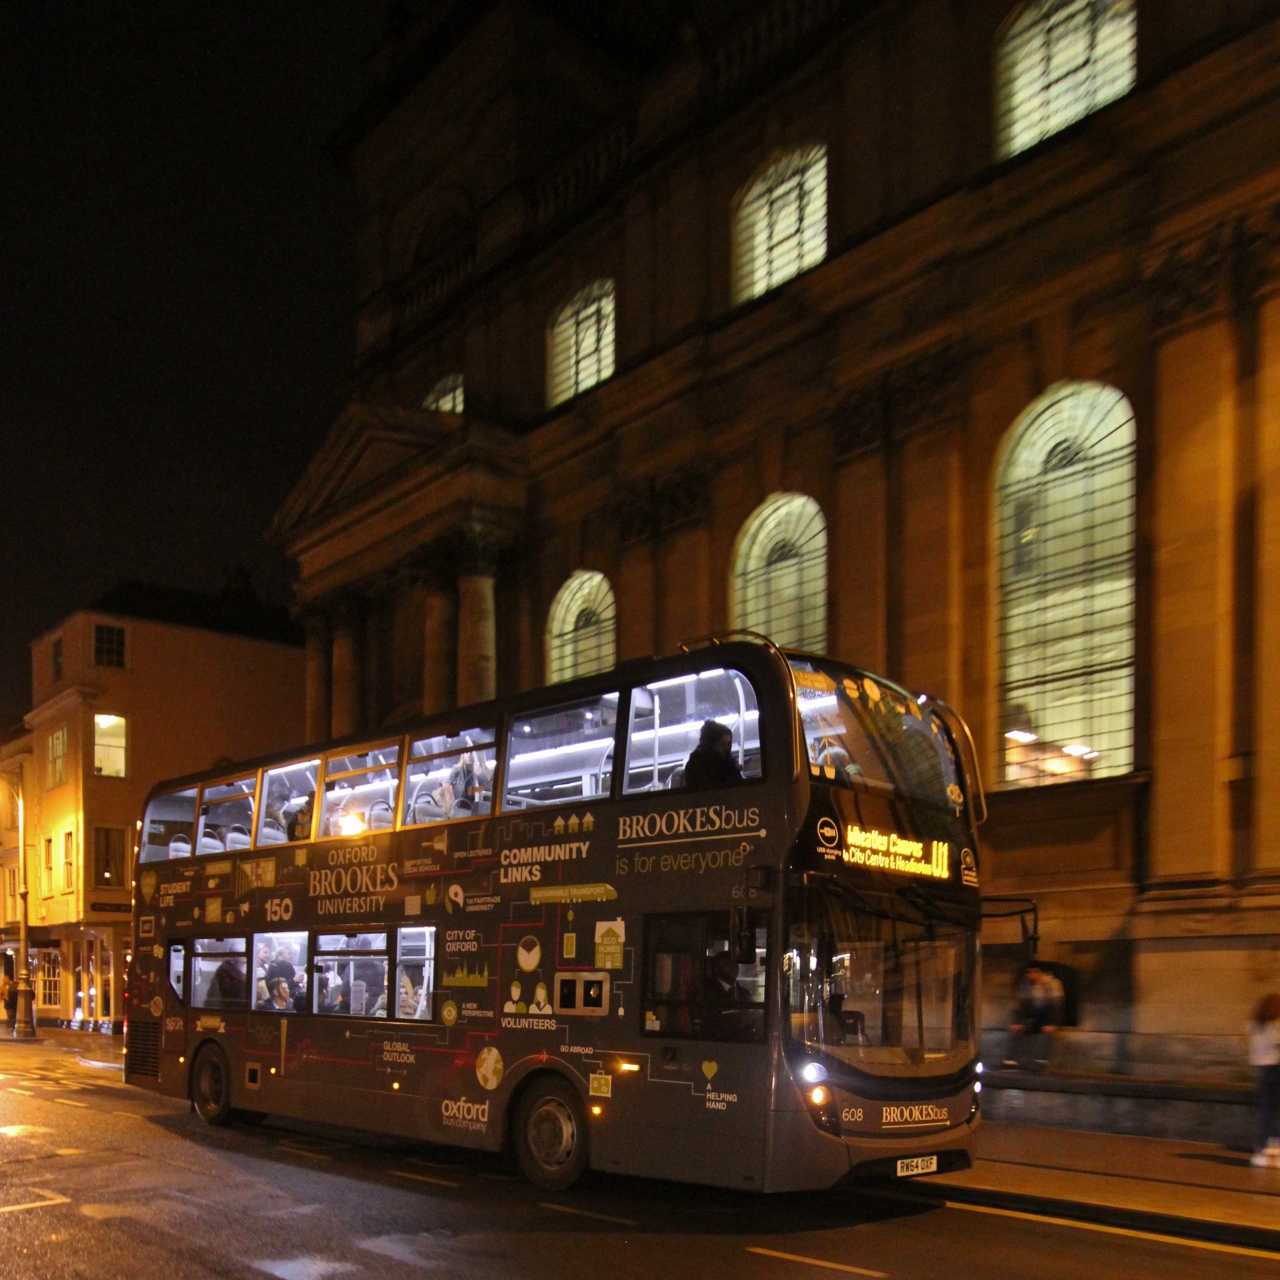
[896,1155,938,1177]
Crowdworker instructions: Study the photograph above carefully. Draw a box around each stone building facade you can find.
[270,1,1280,1075]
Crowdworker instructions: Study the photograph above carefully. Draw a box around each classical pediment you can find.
[269,404,464,543]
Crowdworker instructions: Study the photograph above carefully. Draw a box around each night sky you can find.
[0,3,387,726]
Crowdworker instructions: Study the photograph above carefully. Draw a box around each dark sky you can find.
[0,3,387,725]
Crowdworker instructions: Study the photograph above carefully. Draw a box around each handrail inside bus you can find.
[678,631,803,781]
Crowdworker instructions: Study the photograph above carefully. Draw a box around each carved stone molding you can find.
[835,342,967,459]
[1144,223,1235,332]
[613,466,711,546]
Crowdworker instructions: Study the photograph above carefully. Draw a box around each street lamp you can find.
[0,764,35,1039]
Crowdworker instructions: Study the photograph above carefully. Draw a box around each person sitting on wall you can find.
[682,721,744,790]
[257,976,292,1012]
[1005,964,1065,1072]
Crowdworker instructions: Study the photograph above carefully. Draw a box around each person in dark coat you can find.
[682,721,744,790]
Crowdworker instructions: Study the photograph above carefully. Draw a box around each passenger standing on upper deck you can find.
[683,721,744,790]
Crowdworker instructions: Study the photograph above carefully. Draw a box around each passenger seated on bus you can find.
[265,945,298,998]
[286,794,314,842]
[257,976,292,1012]
[682,721,744,791]
[433,751,493,818]
[826,993,867,1045]
[206,957,246,1008]
[710,949,752,1006]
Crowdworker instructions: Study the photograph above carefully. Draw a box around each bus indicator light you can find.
[810,1086,828,1106]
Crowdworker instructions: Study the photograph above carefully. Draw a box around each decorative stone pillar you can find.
[457,575,496,706]
[423,585,456,716]
[303,611,331,744]
[330,598,364,739]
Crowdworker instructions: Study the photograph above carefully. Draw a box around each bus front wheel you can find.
[514,1077,588,1190]
[191,1044,234,1126]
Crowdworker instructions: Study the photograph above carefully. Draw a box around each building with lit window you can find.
[0,582,306,1030]
[270,3,1280,1071]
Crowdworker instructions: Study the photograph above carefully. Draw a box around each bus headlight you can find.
[802,1062,827,1084]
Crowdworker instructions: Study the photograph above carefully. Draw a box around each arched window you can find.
[732,145,828,305]
[996,0,1136,160]
[546,571,617,683]
[547,280,616,408]
[732,493,827,652]
[997,381,1136,786]
[423,373,464,413]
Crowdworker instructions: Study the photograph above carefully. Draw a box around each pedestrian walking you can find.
[1249,992,1280,1168]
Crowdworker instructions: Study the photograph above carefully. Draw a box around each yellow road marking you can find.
[746,1247,887,1276]
[276,1142,330,1161]
[0,1189,70,1214]
[938,1199,1280,1262]
[54,1099,88,1108]
[390,1170,460,1188]
[538,1201,638,1226]
[7,1088,32,1096]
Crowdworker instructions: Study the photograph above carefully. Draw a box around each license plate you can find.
[896,1155,938,1177]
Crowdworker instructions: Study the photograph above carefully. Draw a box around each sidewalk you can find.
[909,1121,1280,1250]
[4,1024,124,1072]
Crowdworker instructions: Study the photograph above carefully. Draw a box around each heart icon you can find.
[701,1061,718,1081]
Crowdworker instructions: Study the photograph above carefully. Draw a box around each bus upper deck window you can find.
[501,694,619,810]
[319,743,400,839]
[195,777,257,856]
[256,759,319,845]
[139,787,198,862]
[402,728,496,827]
[623,669,762,794]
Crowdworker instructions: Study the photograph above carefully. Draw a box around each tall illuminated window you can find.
[996,0,1136,160]
[94,714,127,777]
[732,493,827,652]
[547,280,616,408]
[423,373,464,413]
[997,381,1135,785]
[732,145,827,304]
[546,571,617,684]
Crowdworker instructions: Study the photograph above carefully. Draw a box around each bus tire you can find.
[191,1044,235,1126]
[513,1076,588,1191]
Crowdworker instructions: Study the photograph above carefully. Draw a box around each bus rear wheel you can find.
[191,1044,234,1126]
[514,1077,588,1190]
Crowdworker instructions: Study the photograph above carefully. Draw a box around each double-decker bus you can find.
[125,637,984,1192]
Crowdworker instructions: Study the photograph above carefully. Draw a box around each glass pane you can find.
[168,944,185,1003]
[408,728,495,759]
[314,954,389,1018]
[191,938,247,1010]
[196,778,256,855]
[139,787,198,863]
[502,695,619,810]
[320,756,401,839]
[396,927,435,1020]
[316,933,388,953]
[403,745,497,826]
[257,760,319,845]
[325,743,400,777]
[624,669,761,793]
[252,931,309,1012]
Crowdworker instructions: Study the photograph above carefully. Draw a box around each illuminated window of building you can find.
[94,623,125,668]
[93,827,125,888]
[423,373,464,413]
[51,636,63,682]
[62,831,74,893]
[39,950,60,1008]
[47,724,67,788]
[996,0,1136,160]
[731,493,827,652]
[42,837,52,895]
[731,145,827,304]
[93,714,127,777]
[997,381,1135,786]
[547,279,616,408]
[546,571,617,684]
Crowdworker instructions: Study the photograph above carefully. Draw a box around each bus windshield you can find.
[789,658,965,815]
[785,883,977,1079]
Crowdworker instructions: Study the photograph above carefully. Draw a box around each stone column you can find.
[423,586,456,716]
[303,611,331,744]
[330,599,363,738]
[457,574,496,706]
